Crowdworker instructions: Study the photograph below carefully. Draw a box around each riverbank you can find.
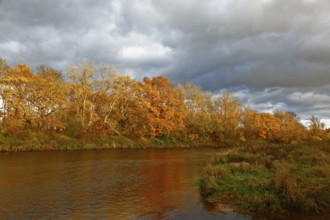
[199,143,330,218]
[0,132,223,152]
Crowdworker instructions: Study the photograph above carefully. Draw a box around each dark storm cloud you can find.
[1,0,330,124]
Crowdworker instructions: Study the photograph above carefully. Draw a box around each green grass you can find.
[199,144,330,216]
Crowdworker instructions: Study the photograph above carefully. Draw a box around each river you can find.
[0,148,254,219]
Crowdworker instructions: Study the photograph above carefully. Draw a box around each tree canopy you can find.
[0,58,328,147]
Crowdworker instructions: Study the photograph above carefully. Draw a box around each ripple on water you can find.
[0,148,252,219]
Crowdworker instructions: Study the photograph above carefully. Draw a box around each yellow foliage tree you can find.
[178,83,214,141]
[213,92,242,139]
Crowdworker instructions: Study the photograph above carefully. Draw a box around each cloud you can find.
[231,86,330,125]
[1,0,330,124]
[288,92,330,105]
[0,41,24,53]
[118,44,172,64]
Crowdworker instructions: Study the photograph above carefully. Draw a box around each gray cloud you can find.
[1,0,330,124]
[232,85,330,127]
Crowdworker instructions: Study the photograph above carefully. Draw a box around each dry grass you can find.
[199,143,330,215]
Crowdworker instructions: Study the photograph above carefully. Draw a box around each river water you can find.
[0,148,253,219]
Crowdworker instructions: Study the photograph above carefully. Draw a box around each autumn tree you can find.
[241,108,261,140]
[273,111,306,143]
[0,64,67,133]
[0,57,8,71]
[308,115,327,141]
[0,58,318,147]
[37,65,64,82]
[140,76,185,138]
[67,61,143,137]
[95,74,146,137]
[178,83,214,141]
[67,61,100,133]
[256,113,281,141]
[33,66,68,130]
[0,64,36,131]
[212,92,242,140]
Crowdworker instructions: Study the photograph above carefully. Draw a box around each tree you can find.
[30,66,68,130]
[0,64,35,130]
[36,65,64,82]
[273,111,306,143]
[0,57,9,72]
[67,61,143,136]
[178,83,214,141]
[140,76,185,137]
[241,108,261,140]
[213,92,242,139]
[95,74,145,137]
[0,64,67,132]
[308,115,326,140]
[257,113,281,141]
[67,61,99,133]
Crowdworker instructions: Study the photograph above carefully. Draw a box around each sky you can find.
[1,0,330,126]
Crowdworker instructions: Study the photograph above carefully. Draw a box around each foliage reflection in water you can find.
[0,148,251,219]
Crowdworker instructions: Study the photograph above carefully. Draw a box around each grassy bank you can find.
[199,143,330,216]
[0,131,220,152]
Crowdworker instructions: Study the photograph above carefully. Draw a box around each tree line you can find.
[0,58,328,146]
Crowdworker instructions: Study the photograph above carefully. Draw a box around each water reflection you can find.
[0,149,251,219]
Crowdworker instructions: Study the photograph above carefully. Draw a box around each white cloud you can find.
[0,40,25,54]
[118,43,172,63]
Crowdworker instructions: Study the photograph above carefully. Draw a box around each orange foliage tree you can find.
[0,64,67,132]
[139,76,185,137]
